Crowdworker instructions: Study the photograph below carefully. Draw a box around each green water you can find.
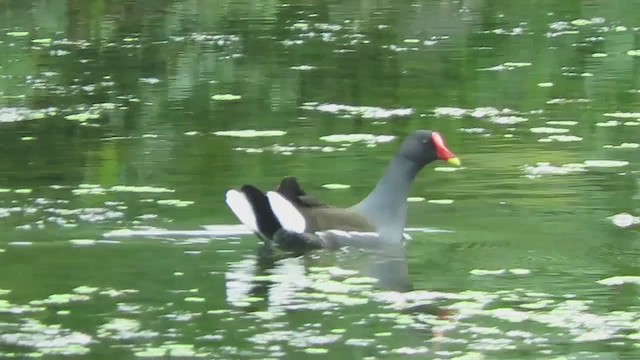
[1,0,639,358]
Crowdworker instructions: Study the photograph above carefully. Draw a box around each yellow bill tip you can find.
[447,157,461,166]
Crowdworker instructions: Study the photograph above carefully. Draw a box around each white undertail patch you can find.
[266,191,306,233]
[225,190,258,232]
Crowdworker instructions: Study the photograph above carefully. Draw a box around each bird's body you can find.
[225,130,460,251]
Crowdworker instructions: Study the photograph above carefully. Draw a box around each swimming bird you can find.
[225,130,460,251]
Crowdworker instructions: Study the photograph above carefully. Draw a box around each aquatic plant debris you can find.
[0,107,57,123]
[322,184,351,190]
[213,130,286,137]
[529,127,569,134]
[6,31,29,37]
[319,134,395,144]
[583,160,629,168]
[608,213,639,228]
[539,135,583,142]
[110,185,174,193]
[302,102,413,119]
[428,199,454,205]
[212,94,242,101]
[603,143,639,149]
[523,162,587,178]
[597,276,640,285]
[603,111,640,118]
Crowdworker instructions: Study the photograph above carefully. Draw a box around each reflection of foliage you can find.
[0,0,637,211]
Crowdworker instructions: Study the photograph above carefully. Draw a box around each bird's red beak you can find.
[432,132,461,166]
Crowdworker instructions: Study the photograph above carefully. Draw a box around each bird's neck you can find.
[353,156,422,236]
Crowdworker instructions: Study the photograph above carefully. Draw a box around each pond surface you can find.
[1,0,639,358]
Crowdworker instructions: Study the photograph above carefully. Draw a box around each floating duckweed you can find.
[583,160,629,167]
[184,131,199,136]
[393,346,429,355]
[135,348,166,357]
[64,113,100,122]
[0,289,10,295]
[110,185,174,193]
[21,136,36,141]
[452,353,486,360]
[490,116,527,124]
[374,332,392,337]
[546,121,578,126]
[319,133,395,144]
[571,19,592,26]
[15,188,33,194]
[407,197,425,202]
[213,130,286,137]
[330,328,347,334]
[537,82,554,87]
[10,241,33,246]
[592,52,608,57]
[434,166,465,172]
[597,276,640,285]
[7,31,29,37]
[428,199,454,205]
[627,50,640,56]
[31,293,91,305]
[510,269,531,275]
[165,344,197,357]
[212,94,242,101]
[322,183,351,190]
[596,120,620,127]
[73,286,99,294]
[184,297,206,302]
[505,62,532,67]
[69,239,96,246]
[32,38,52,44]
[156,199,194,207]
[343,276,377,284]
[57,310,71,315]
[206,309,228,314]
[530,127,569,134]
[305,103,413,119]
[345,338,374,347]
[608,213,639,228]
[524,162,587,177]
[326,294,368,305]
[542,135,583,142]
[603,111,640,118]
[470,269,506,275]
[603,143,639,149]
[304,347,329,354]
[291,65,317,70]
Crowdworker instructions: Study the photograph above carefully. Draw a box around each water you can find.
[0,0,639,358]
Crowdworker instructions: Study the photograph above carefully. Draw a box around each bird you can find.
[225,130,460,251]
